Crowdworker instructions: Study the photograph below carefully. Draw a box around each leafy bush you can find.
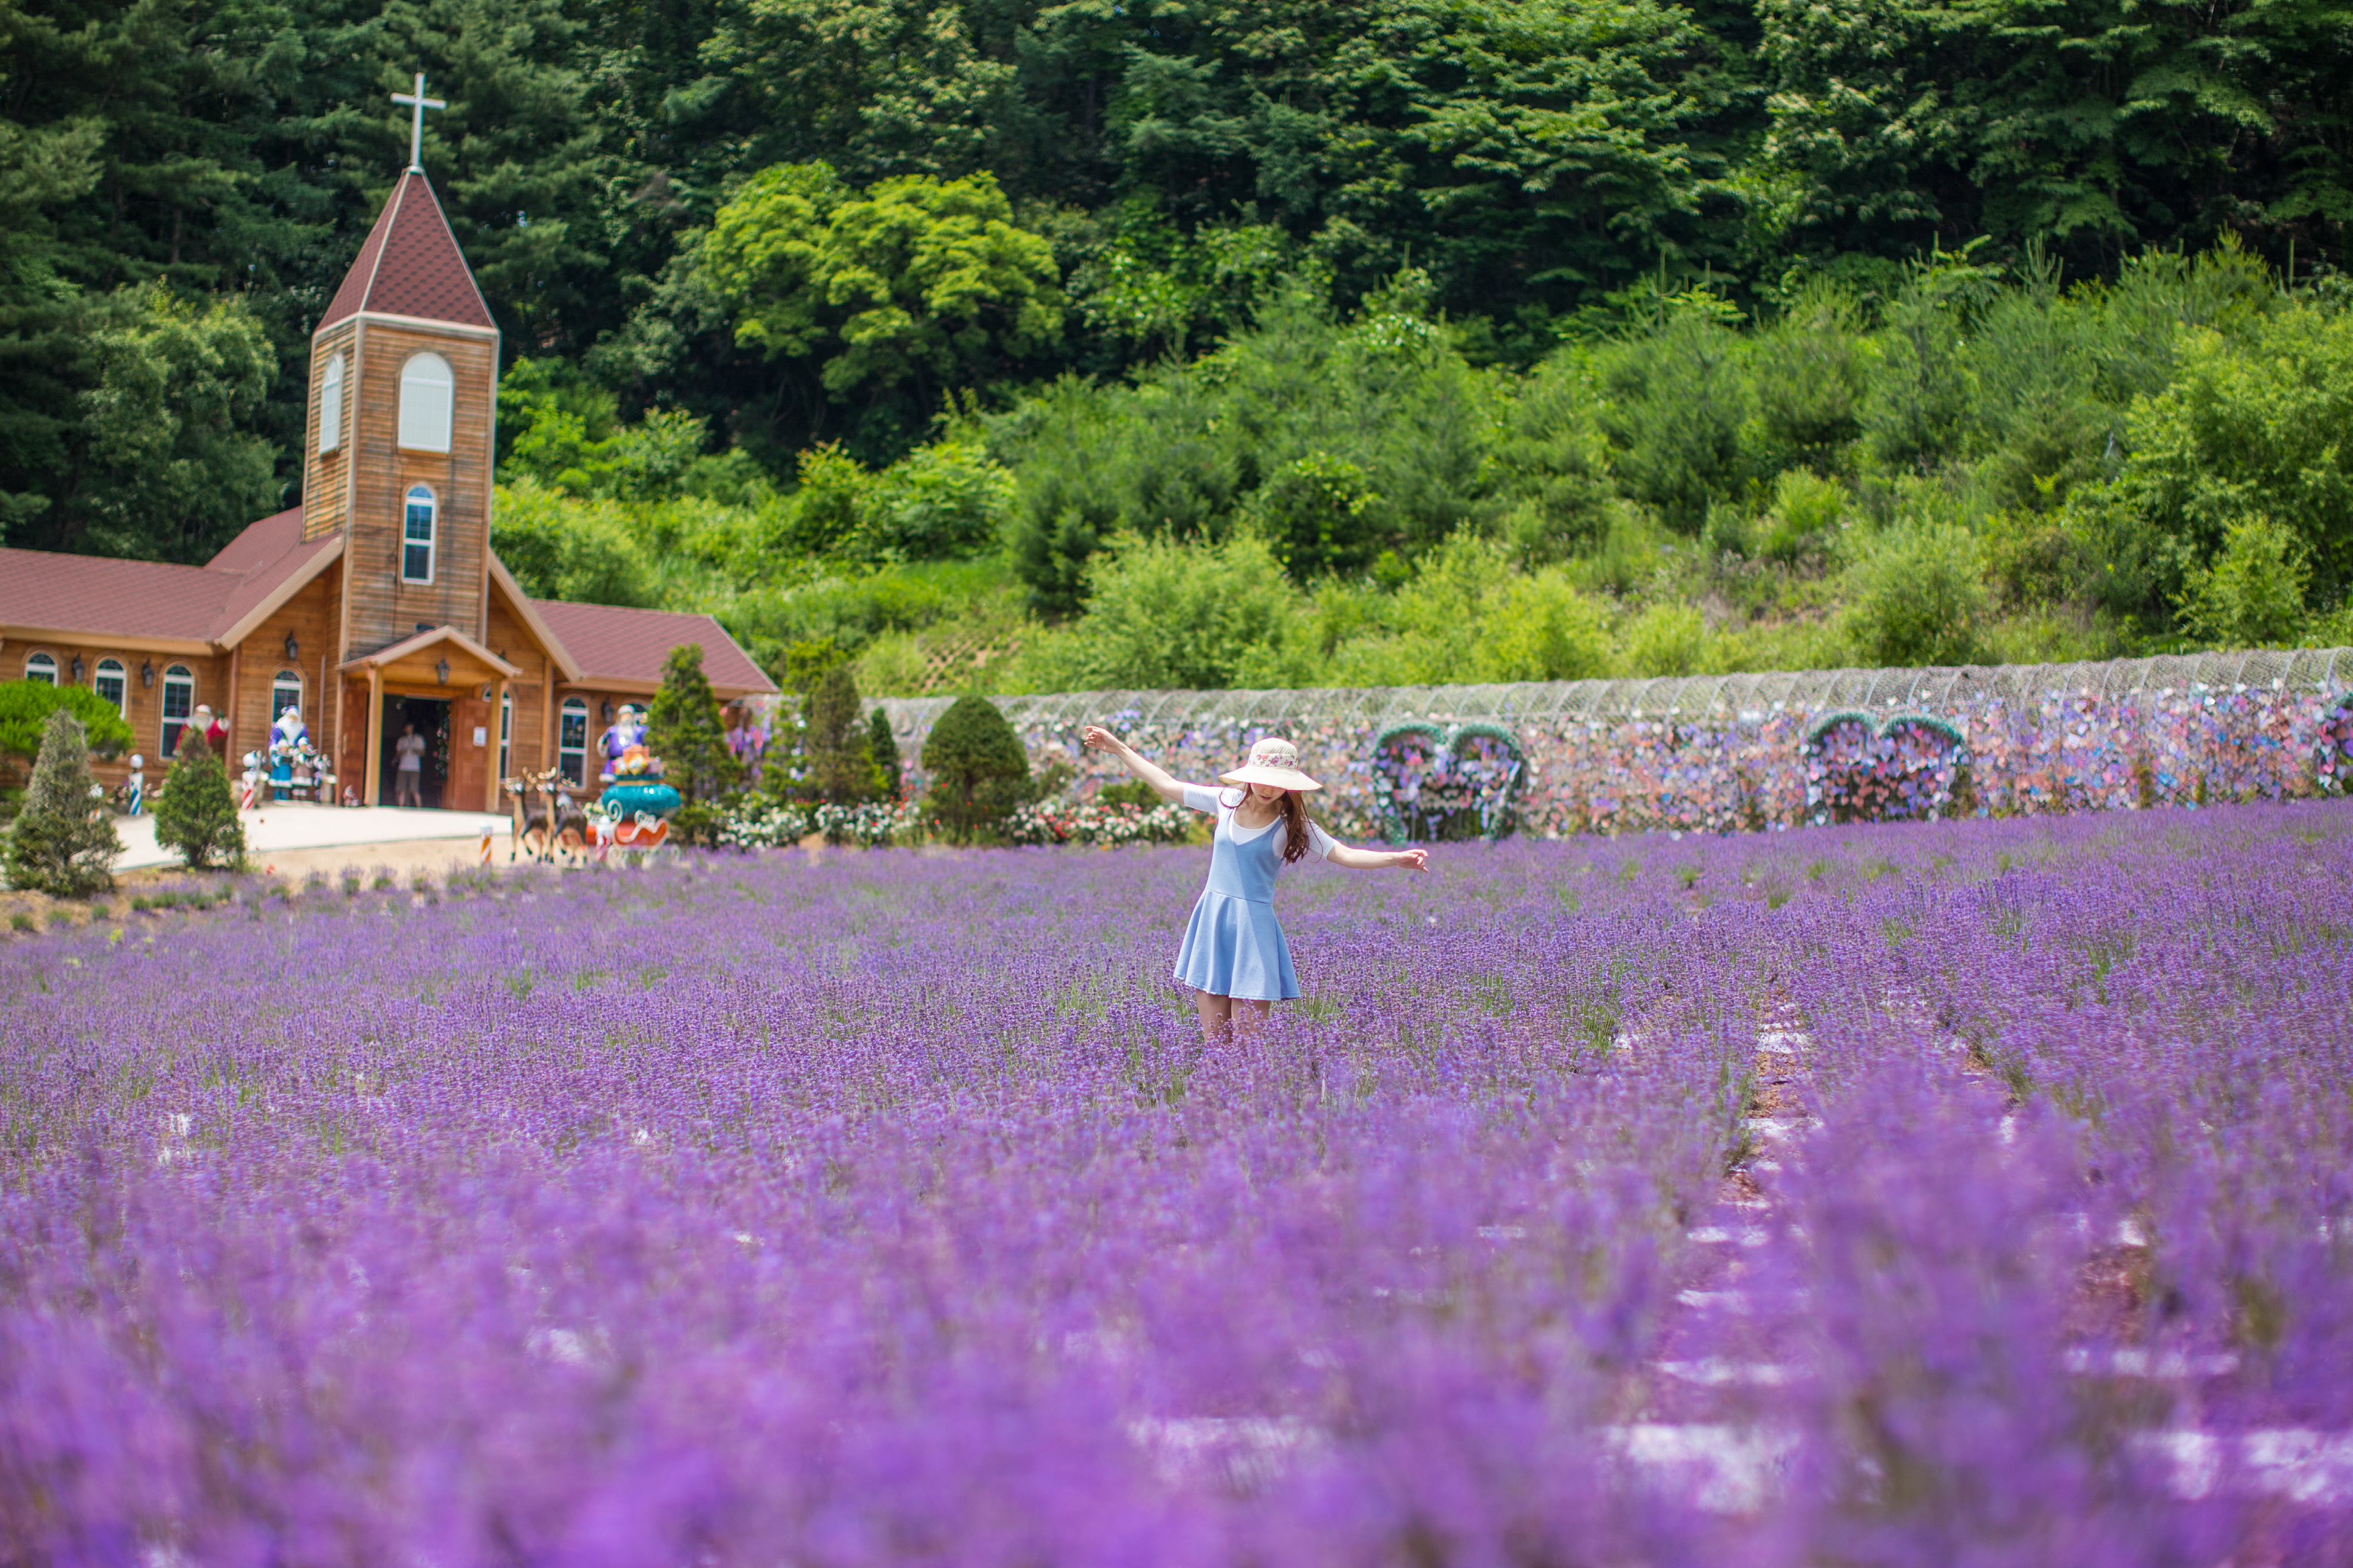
[2177,516,2311,649]
[920,695,1029,843]
[4,709,121,896]
[154,735,244,871]
[1843,524,1989,668]
[1027,531,1303,692]
[0,680,135,766]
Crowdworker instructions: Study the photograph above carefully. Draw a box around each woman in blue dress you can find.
[1081,728,1429,1040]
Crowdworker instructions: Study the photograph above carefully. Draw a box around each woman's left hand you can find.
[1394,848,1429,872]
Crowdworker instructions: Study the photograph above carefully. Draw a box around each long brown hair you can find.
[1225,785,1314,865]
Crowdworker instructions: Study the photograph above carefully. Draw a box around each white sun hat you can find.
[1219,736,1322,793]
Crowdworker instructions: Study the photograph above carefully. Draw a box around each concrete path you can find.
[117,803,509,872]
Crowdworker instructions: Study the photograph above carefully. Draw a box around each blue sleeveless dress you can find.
[1172,787,1335,1001]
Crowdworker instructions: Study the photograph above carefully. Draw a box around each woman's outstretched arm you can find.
[1325,841,1429,872]
[1081,726,1207,805]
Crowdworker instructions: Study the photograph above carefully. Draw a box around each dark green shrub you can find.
[154,733,245,871]
[921,695,1029,843]
[5,709,122,896]
[9,912,32,932]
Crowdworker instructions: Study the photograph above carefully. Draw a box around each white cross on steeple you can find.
[391,72,446,173]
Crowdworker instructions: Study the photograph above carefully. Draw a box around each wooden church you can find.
[0,95,775,811]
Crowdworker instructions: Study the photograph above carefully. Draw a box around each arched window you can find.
[558,697,588,786]
[271,670,303,728]
[318,352,345,453]
[161,665,195,756]
[498,688,513,779]
[402,485,436,583]
[94,658,126,716]
[398,351,454,452]
[23,651,56,686]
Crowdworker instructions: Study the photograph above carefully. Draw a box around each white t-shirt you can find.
[1181,785,1339,860]
[394,733,427,772]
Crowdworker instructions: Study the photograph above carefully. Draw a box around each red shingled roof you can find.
[0,508,339,648]
[318,171,494,333]
[528,599,777,695]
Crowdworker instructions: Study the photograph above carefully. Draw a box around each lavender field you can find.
[5,806,2352,1564]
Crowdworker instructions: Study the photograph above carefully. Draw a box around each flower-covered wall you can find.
[877,649,2353,841]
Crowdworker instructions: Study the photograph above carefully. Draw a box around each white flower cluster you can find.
[1005,799,1197,848]
[718,799,926,849]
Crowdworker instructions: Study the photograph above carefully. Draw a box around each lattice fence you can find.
[876,649,2353,840]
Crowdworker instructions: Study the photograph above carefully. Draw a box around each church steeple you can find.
[318,171,494,333]
[299,76,501,669]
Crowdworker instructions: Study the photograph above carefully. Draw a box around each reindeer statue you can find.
[502,769,588,864]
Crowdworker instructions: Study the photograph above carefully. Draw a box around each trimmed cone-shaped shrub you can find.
[4,709,122,896]
[921,695,1028,843]
[647,643,742,847]
[868,707,902,802]
[806,666,882,804]
[154,731,245,871]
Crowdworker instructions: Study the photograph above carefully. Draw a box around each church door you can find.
[447,690,493,813]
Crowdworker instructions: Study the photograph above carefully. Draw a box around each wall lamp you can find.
[435,657,451,686]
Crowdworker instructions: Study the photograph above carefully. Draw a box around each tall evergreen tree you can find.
[803,665,880,803]
[646,642,741,844]
[919,694,1027,843]
[4,709,121,896]
[866,707,902,802]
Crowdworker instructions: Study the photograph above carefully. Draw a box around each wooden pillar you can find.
[364,666,384,806]
[487,678,509,812]
[224,642,243,758]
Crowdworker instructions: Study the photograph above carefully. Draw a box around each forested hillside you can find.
[6,0,2352,689]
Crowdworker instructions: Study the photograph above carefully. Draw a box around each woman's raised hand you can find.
[1080,725,1122,754]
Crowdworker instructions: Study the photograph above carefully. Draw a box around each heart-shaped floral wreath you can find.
[1369,722,1526,843]
[1802,710,1972,825]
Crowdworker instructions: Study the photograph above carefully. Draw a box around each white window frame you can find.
[402,485,436,585]
[319,352,345,453]
[271,669,304,727]
[499,689,513,779]
[558,696,588,786]
[161,665,195,756]
[24,651,56,686]
[94,658,126,716]
[398,351,454,453]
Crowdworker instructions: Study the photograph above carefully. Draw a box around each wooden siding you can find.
[338,319,498,661]
[8,639,230,789]
[485,589,552,779]
[227,561,344,764]
[299,321,358,543]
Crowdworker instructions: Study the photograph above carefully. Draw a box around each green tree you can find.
[920,693,1028,842]
[4,709,120,896]
[867,706,902,800]
[154,733,244,872]
[804,665,882,803]
[2114,311,2353,617]
[701,162,1064,418]
[646,643,742,845]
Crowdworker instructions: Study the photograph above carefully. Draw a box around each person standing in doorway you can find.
[394,722,427,807]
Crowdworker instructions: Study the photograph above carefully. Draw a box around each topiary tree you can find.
[920,695,1028,843]
[647,643,742,846]
[5,709,122,895]
[154,730,244,871]
[868,707,902,802]
[805,665,882,803]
